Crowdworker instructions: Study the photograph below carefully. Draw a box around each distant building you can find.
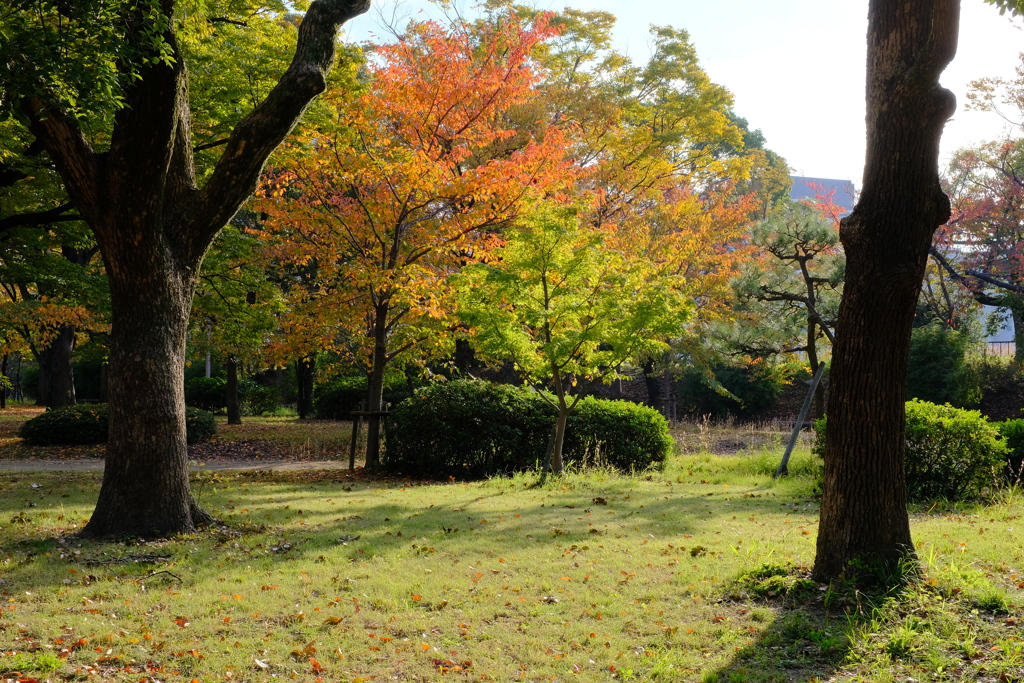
[790,176,856,216]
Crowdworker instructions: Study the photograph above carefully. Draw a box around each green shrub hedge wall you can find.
[383,380,671,479]
[19,404,217,446]
[812,400,1007,502]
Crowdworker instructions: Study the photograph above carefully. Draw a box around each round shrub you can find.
[812,400,1007,501]
[383,379,671,479]
[184,376,227,412]
[19,404,217,446]
[564,397,672,472]
[244,385,281,416]
[904,399,1006,501]
[19,403,108,445]
[184,407,217,444]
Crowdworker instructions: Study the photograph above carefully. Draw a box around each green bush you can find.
[244,385,281,416]
[184,376,227,412]
[904,399,1005,501]
[313,375,411,419]
[997,419,1024,484]
[383,380,670,479]
[184,407,217,444]
[677,362,788,419]
[906,324,980,407]
[812,400,1007,501]
[19,404,216,446]
[563,397,673,472]
[18,403,108,445]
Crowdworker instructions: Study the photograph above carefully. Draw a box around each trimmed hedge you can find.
[383,380,671,479]
[184,377,227,412]
[812,399,1007,501]
[19,404,217,446]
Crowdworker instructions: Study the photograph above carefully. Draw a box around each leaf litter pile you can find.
[1,444,1023,682]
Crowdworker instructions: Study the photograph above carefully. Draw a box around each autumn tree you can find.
[2,0,369,537]
[457,205,690,473]
[813,0,959,581]
[929,139,1024,360]
[259,13,572,467]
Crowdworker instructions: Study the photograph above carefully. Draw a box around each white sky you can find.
[343,1,1024,188]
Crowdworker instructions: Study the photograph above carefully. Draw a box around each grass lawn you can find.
[0,421,1022,682]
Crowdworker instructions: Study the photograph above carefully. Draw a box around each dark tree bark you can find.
[296,354,316,419]
[1,354,8,409]
[641,358,662,411]
[364,301,390,470]
[226,355,241,425]
[21,0,369,538]
[34,325,77,408]
[813,0,959,581]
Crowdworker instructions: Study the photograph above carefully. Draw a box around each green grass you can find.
[0,432,1022,682]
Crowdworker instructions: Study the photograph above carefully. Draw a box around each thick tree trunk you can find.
[21,0,370,539]
[82,258,212,537]
[35,325,77,408]
[641,358,661,411]
[813,0,958,582]
[364,301,389,470]
[226,355,241,425]
[454,338,476,374]
[296,355,316,419]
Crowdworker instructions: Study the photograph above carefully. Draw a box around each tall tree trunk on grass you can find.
[22,0,369,538]
[226,355,241,425]
[34,325,77,408]
[296,354,316,419]
[364,300,389,470]
[813,0,958,581]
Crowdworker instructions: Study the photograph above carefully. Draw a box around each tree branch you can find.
[0,204,81,233]
[194,0,371,257]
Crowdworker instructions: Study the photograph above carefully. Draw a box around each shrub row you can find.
[19,404,217,446]
[383,380,672,479]
[813,399,1011,502]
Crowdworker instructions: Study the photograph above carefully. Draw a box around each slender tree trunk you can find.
[813,0,958,581]
[0,354,7,409]
[549,363,571,474]
[641,358,661,411]
[35,325,77,408]
[296,355,316,419]
[364,301,390,470]
[99,362,108,402]
[226,355,241,425]
[454,338,475,374]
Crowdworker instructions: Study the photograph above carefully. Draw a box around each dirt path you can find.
[0,459,352,473]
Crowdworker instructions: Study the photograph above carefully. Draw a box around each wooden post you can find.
[775,364,826,478]
[349,399,365,471]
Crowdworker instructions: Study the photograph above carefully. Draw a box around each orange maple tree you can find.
[258,13,574,466]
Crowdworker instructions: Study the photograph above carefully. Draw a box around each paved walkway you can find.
[0,459,351,473]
